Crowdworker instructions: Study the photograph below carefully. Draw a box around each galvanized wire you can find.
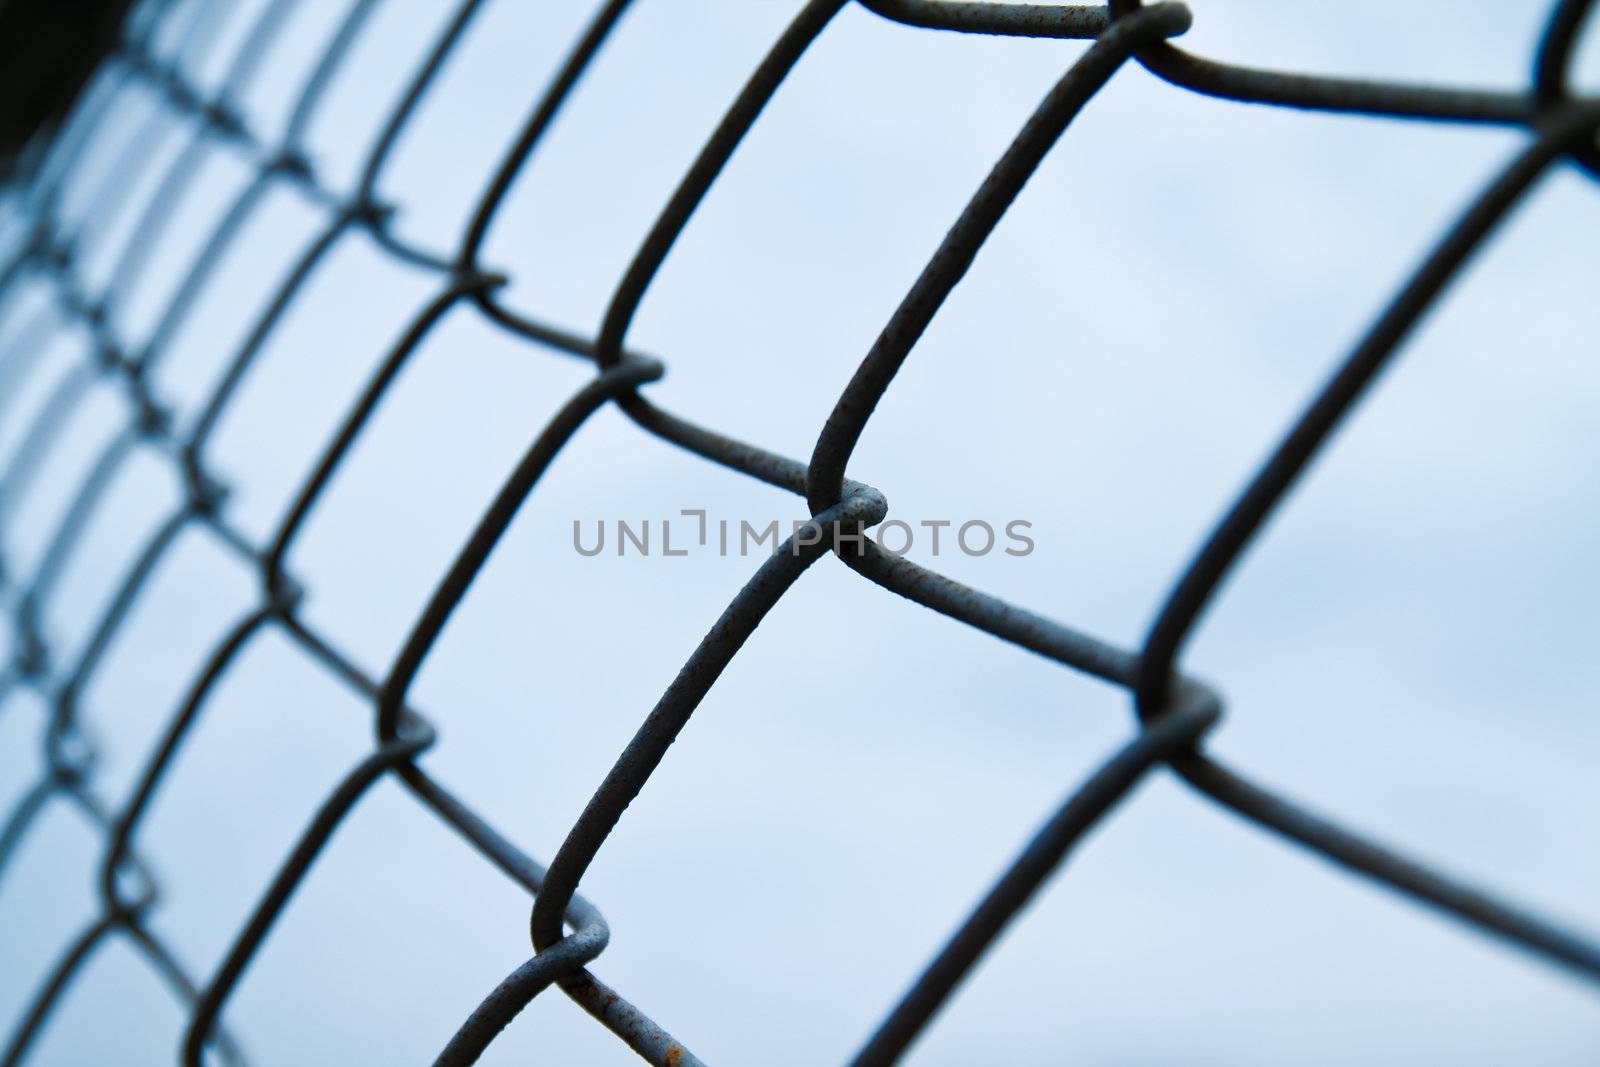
[0,0,1597,1063]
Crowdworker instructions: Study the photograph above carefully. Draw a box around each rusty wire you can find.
[0,0,1597,1063]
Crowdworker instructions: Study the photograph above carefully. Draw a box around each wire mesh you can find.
[0,0,1596,1063]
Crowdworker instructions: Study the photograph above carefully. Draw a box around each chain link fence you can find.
[0,0,1596,1063]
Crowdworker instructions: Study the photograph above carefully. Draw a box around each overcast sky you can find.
[1,1,1597,1064]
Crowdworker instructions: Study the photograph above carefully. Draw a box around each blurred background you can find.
[0,0,1597,1063]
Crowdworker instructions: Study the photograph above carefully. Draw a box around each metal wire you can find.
[0,0,1596,1063]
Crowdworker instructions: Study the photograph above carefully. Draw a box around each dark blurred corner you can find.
[0,0,140,182]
